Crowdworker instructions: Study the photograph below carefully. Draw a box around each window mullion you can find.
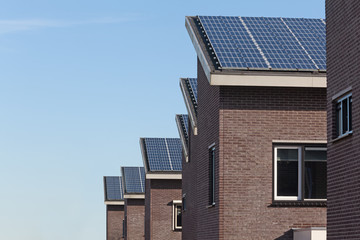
[298,147,302,200]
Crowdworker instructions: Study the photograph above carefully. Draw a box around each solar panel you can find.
[197,16,326,71]
[143,138,182,171]
[122,167,145,193]
[187,78,198,103]
[181,114,189,140]
[104,176,123,201]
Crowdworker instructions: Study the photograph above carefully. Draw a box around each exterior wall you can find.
[145,179,182,240]
[125,199,145,240]
[145,179,151,240]
[182,58,221,240]
[107,205,124,240]
[181,128,198,240]
[326,1,360,239]
[219,85,327,240]
[183,59,327,239]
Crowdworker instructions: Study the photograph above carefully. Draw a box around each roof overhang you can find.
[139,138,150,173]
[175,115,189,162]
[180,78,197,135]
[104,200,124,205]
[185,16,327,88]
[124,194,145,199]
[146,173,182,180]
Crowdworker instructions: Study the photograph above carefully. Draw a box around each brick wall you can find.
[145,179,182,240]
[107,205,124,240]
[219,85,327,240]
[125,199,145,240]
[326,1,360,239]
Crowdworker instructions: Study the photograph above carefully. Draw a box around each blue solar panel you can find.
[166,138,182,171]
[144,138,182,171]
[181,114,189,139]
[105,176,123,200]
[187,78,198,104]
[122,167,145,193]
[197,16,326,71]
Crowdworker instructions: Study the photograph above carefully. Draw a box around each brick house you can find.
[140,137,183,240]
[104,176,125,240]
[181,16,328,239]
[121,167,145,240]
[326,1,359,239]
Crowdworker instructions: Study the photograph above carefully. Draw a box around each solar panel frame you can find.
[104,176,123,201]
[197,16,326,71]
[143,138,182,172]
[122,167,145,194]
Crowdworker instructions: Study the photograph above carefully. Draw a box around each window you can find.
[209,146,215,205]
[182,194,186,211]
[274,145,327,201]
[172,201,182,230]
[336,93,352,137]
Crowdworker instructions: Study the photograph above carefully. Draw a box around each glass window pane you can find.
[304,150,327,199]
[336,102,341,136]
[349,96,352,131]
[305,149,327,161]
[277,149,298,197]
[176,206,182,227]
[342,99,348,133]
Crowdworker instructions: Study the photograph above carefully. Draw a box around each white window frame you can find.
[172,200,182,230]
[274,145,327,201]
[274,146,302,201]
[336,93,352,137]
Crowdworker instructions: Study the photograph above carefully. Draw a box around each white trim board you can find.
[104,200,124,205]
[210,73,326,88]
[124,194,145,199]
[146,173,182,180]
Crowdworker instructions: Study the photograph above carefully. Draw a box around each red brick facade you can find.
[326,1,360,239]
[182,59,327,239]
[107,205,124,240]
[145,179,182,240]
[124,199,145,240]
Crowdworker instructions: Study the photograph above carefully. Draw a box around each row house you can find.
[104,176,125,240]
[326,0,359,239]
[180,15,328,240]
[121,166,146,240]
[140,137,183,240]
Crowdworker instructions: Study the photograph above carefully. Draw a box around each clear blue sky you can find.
[0,0,325,239]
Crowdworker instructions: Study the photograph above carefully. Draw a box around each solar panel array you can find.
[198,16,326,71]
[104,176,123,201]
[122,167,145,193]
[144,138,182,171]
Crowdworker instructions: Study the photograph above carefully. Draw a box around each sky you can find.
[0,0,325,239]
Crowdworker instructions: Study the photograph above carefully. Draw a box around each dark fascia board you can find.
[175,114,189,161]
[103,176,107,202]
[185,16,327,88]
[179,78,197,135]
[139,138,150,173]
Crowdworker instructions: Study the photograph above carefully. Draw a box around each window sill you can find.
[206,203,215,208]
[331,131,353,143]
[270,201,326,207]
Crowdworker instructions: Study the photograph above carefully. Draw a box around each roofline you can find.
[139,138,149,173]
[104,200,124,206]
[124,194,145,199]
[103,176,107,202]
[186,16,327,88]
[146,173,182,180]
[179,78,197,135]
[175,114,189,162]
